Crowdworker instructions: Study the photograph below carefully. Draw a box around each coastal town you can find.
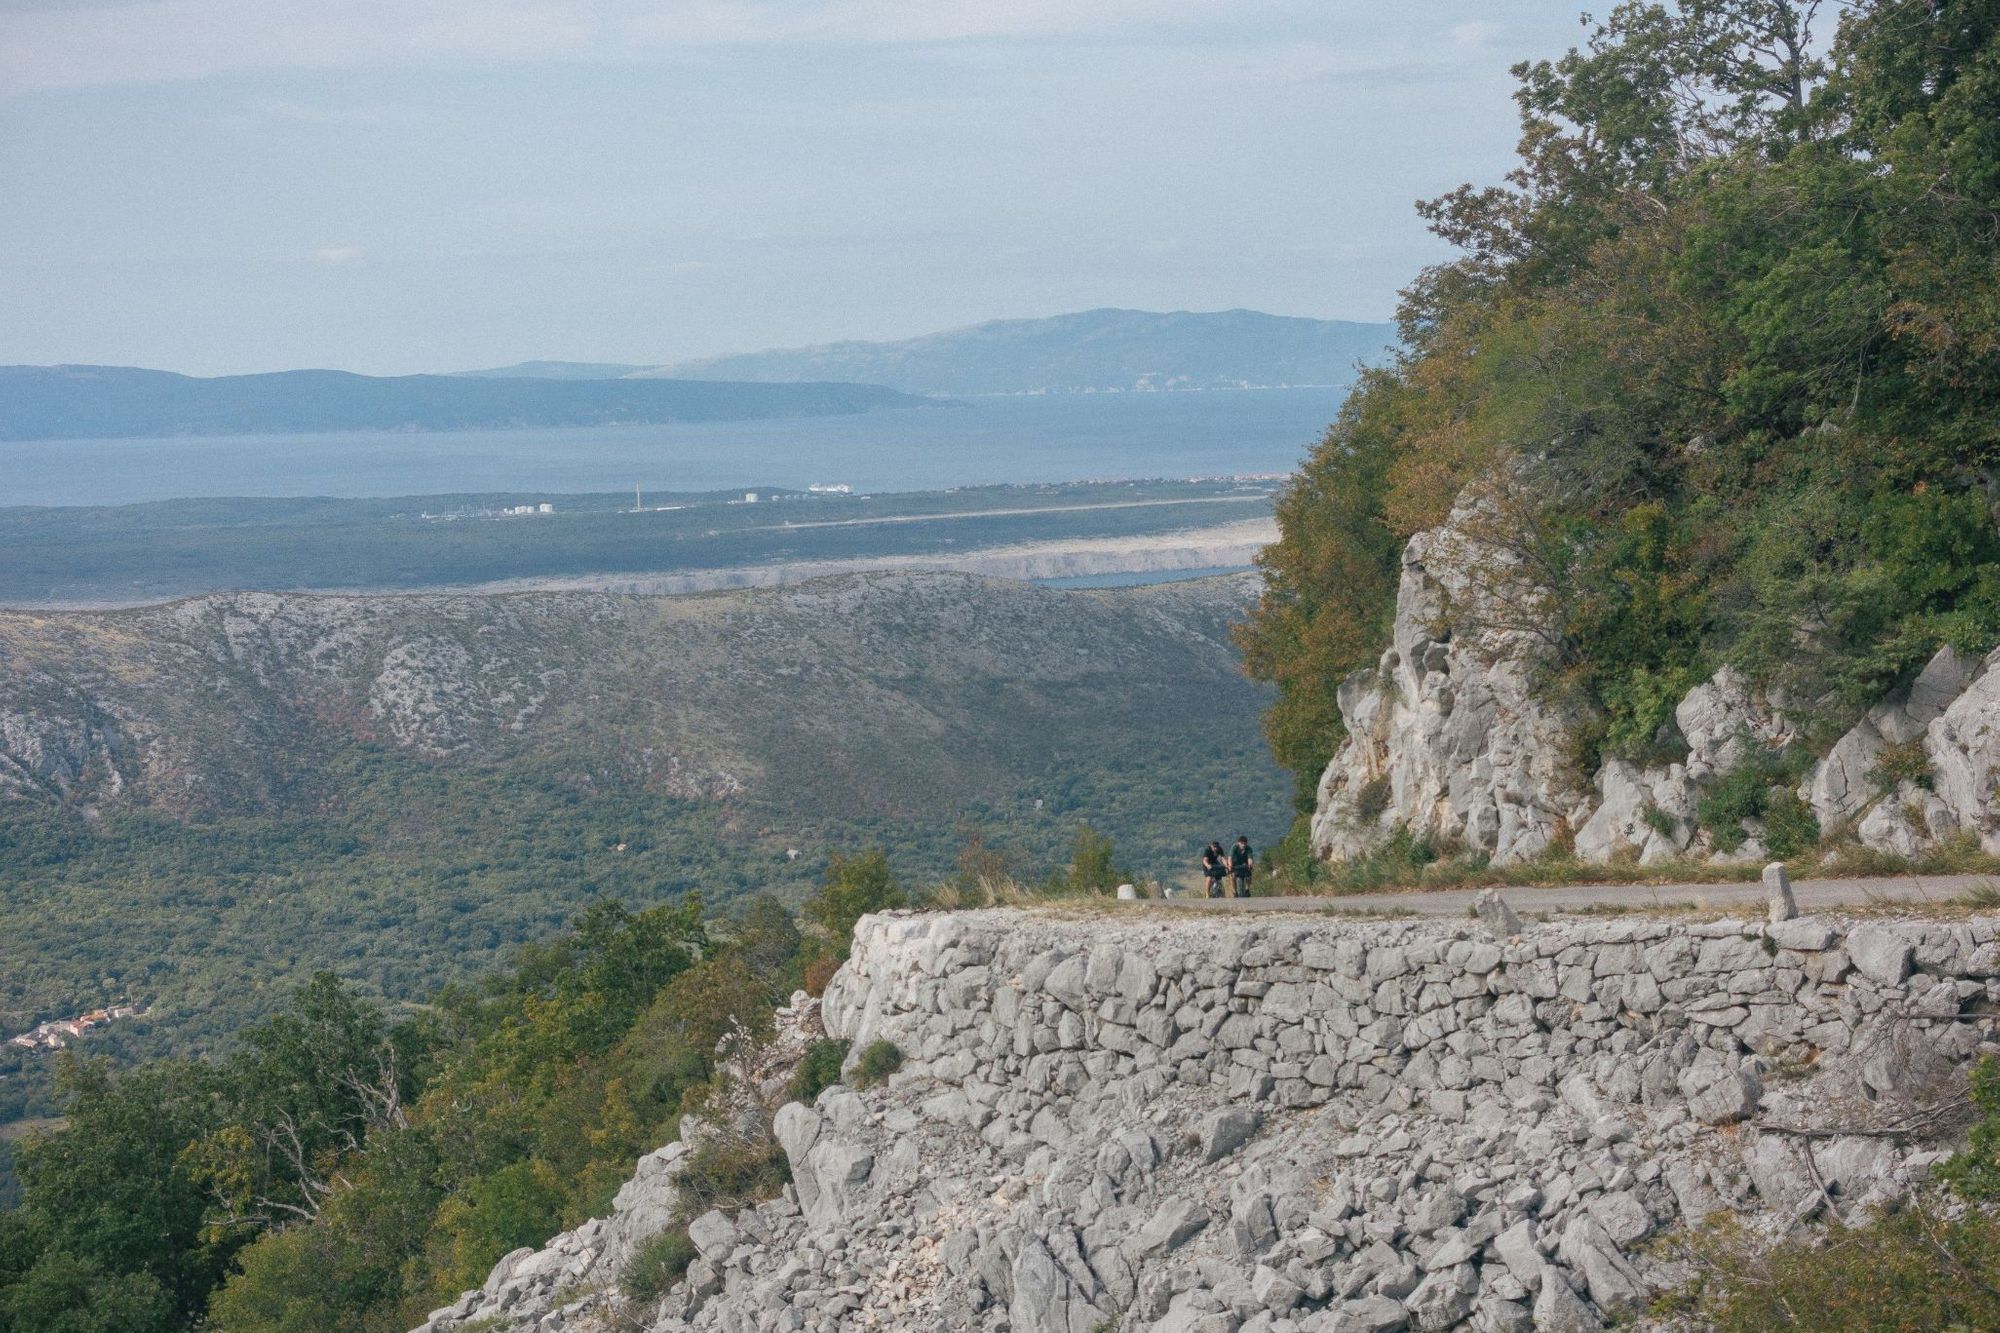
[5,1004,144,1053]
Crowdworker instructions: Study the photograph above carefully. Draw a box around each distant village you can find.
[6,1004,144,1053]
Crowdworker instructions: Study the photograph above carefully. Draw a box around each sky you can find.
[0,1,1596,375]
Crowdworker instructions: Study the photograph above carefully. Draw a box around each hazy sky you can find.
[2,1,1593,375]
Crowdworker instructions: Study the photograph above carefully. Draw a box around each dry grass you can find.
[1290,829,2000,900]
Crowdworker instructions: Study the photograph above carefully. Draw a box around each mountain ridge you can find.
[0,568,1284,836]
[631,307,1397,395]
[0,365,929,441]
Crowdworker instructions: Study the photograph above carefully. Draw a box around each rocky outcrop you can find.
[425,905,2000,1332]
[1309,487,2000,869]
[1571,667,1798,867]
[1817,646,2000,859]
[1310,495,1589,867]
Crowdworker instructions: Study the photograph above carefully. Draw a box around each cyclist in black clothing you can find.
[1229,836,1254,898]
[1200,842,1227,898]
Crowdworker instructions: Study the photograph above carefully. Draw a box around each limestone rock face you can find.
[1572,666,1794,866]
[1306,484,2000,871]
[1917,649,2000,853]
[1310,495,1589,866]
[1806,647,1980,831]
[1799,644,2000,859]
[421,907,2000,1333]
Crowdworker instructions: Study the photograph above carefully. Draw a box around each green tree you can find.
[6,1059,225,1329]
[0,1249,172,1333]
[1045,823,1128,896]
[802,849,906,958]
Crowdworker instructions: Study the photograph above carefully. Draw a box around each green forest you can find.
[1241,0,2000,848]
[0,733,1283,1140]
[0,855,908,1332]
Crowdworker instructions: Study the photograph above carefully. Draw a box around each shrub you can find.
[1640,804,1678,838]
[1043,823,1128,897]
[1941,1055,2000,1202]
[803,849,906,960]
[1264,815,1323,891]
[1600,664,1702,765]
[1322,824,1449,893]
[673,1133,791,1216]
[801,952,841,998]
[1352,774,1392,823]
[619,1227,696,1307]
[1695,767,1768,851]
[786,1039,850,1105]
[1696,743,1813,853]
[1657,1205,2000,1331]
[1761,790,1821,859]
[1869,738,1933,793]
[850,1041,902,1090]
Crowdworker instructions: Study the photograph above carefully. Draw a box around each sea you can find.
[0,387,1347,508]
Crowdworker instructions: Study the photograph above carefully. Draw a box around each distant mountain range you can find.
[0,365,928,441]
[449,360,653,380]
[465,308,1399,396]
[5,309,1393,441]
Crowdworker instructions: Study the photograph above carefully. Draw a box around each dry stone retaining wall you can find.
[420,907,2000,1333]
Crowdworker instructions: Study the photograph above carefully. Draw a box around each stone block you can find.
[1848,926,1915,986]
[1201,1106,1264,1162]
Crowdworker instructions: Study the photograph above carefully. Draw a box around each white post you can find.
[1764,862,1797,922]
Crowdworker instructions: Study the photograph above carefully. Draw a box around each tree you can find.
[1045,823,1128,896]
[186,974,411,1232]
[0,1250,171,1333]
[803,849,906,958]
[7,1059,225,1329]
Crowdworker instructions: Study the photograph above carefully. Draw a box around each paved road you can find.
[1142,872,2000,918]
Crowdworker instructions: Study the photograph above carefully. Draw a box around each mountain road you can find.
[1146,872,1998,918]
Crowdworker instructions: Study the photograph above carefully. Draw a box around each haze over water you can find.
[1,388,1345,507]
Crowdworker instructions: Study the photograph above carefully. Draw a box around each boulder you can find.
[1531,1270,1605,1333]
[1201,1106,1264,1163]
[1847,926,1915,986]
[1010,1236,1103,1333]
[687,1209,740,1261]
[1475,889,1523,940]
[1326,1293,1411,1333]
[1134,1200,1211,1256]
[1678,1058,1763,1126]
[1557,1214,1646,1311]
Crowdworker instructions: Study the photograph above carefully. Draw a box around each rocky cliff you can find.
[1310,496,2000,869]
[416,902,1998,1332]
